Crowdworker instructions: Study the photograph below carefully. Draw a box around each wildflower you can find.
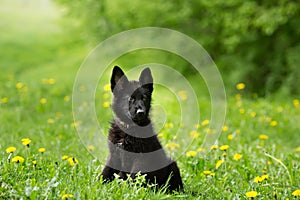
[48,78,56,85]
[189,130,200,139]
[6,147,16,153]
[235,94,242,99]
[62,155,69,160]
[201,119,209,126]
[103,84,110,91]
[203,170,212,175]
[239,109,245,114]
[197,148,206,152]
[270,120,277,127]
[38,148,46,153]
[157,133,163,138]
[164,122,174,128]
[40,98,47,104]
[261,174,268,180]
[211,145,218,150]
[11,156,25,163]
[22,138,31,147]
[47,118,55,124]
[67,157,78,167]
[292,189,300,197]
[62,194,74,200]
[295,147,300,152]
[254,176,263,183]
[16,82,24,89]
[236,129,241,134]
[236,83,245,90]
[166,142,179,150]
[1,97,8,104]
[87,145,95,151]
[194,124,201,129]
[233,153,242,161]
[250,112,256,118]
[103,93,110,99]
[64,96,70,102]
[293,99,299,108]
[178,90,187,101]
[245,191,258,198]
[227,134,233,140]
[186,151,197,157]
[216,159,224,169]
[222,125,229,132]
[219,145,229,151]
[103,102,110,108]
[259,134,268,140]
[32,160,37,166]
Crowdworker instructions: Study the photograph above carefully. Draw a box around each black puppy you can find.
[100,66,183,192]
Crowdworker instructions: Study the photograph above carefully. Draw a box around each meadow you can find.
[1,2,300,199]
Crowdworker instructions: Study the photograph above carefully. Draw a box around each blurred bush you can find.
[55,0,300,95]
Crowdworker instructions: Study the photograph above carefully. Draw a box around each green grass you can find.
[0,1,300,199]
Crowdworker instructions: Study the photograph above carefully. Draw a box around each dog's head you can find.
[110,66,153,126]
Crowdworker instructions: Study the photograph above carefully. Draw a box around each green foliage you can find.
[54,0,300,95]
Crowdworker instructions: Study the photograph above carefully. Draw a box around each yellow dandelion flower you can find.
[245,191,258,198]
[228,134,233,140]
[103,93,110,99]
[216,159,224,169]
[1,97,8,104]
[103,102,110,108]
[295,147,300,152]
[254,176,263,183]
[87,145,95,151]
[236,129,241,134]
[219,145,229,151]
[68,157,79,167]
[270,120,278,127]
[157,133,163,138]
[178,90,187,101]
[194,124,201,129]
[201,119,209,126]
[16,82,24,89]
[197,148,206,152]
[64,96,70,102]
[235,94,242,100]
[6,146,16,153]
[103,84,110,91]
[292,189,300,197]
[11,156,25,163]
[62,155,69,160]
[48,78,56,85]
[236,83,245,90]
[239,109,245,114]
[40,98,47,104]
[233,153,242,161]
[211,145,218,150]
[259,134,268,140]
[190,130,200,139]
[186,151,197,157]
[165,142,179,150]
[293,99,299,108]
[267,161,272,165]
[22,138,31,147]
[41,78,49,84]
[32,160,37,165]
[62,194,74,200]
[47,118,55,124]
[164,122,174,128]
[38,148,46,153]
[222,125,229,132]
[261,174,268,180]
[203,170,212,175]
[250,112,256,118]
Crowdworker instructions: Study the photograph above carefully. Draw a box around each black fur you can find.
[100,66,183,192]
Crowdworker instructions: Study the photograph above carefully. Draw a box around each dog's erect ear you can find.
[139,67,153,92]
[111,66,128,92]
